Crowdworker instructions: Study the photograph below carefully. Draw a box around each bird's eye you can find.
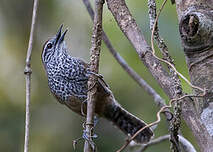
[47,43,53,49]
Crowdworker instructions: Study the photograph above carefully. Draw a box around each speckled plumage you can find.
[41,25,153,143]
[45,54,89,102]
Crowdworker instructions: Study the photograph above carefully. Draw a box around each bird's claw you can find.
[88,71,103,79]
[82,128,98,151]
[81,99,87,116]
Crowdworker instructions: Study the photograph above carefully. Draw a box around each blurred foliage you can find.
[0,0,197,152]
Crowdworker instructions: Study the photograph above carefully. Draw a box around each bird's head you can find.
[42,25,68,64]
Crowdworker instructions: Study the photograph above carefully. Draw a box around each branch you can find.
[179,135,197,152]
[131,135,196,152]
[23,0,39,152]
[82,0,169,121]
[148,0,182,151]
[135,135,169,152]
[84,0,104,152]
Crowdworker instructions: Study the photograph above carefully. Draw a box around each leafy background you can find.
[0,0,197,151]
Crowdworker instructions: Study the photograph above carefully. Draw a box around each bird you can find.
[41,25,153,143]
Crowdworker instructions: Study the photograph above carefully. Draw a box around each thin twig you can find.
[148,0,173,63]
[82,0,166,115]
[179,135,197,152]
[130,134,197,152]
[137,135,169,152]
[84,0,104,152]
[23,0,39,152]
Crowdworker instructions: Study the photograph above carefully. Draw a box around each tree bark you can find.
[176,0,213,151]
[84,0,104,151]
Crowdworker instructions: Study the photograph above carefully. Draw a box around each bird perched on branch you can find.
[41,25,153,143]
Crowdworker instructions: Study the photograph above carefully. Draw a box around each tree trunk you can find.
[176,1,213,151]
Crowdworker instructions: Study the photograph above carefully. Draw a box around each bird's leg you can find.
[74,113,99,150]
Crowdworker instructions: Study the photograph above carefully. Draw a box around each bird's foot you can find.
[87,71,111,96]
[88,71,109,88]
[72,131,97,151]
[88,71,104,79]
[82,121,98,151]
[73,117,98,150]
[82,129,97,151]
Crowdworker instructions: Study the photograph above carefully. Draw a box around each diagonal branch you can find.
[23,0,39,152]
[84,0,104,152]
[106,0,177,99]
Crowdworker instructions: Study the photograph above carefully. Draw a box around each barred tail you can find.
[103,103,153,143]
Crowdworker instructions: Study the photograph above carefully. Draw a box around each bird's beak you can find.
[58,29,68,44]
[55,24,63,45]
[55,24,68,46]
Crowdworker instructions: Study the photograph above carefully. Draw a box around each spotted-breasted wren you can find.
[41,25,153,143]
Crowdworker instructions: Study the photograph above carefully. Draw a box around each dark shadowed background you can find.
[0,0,197,151]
